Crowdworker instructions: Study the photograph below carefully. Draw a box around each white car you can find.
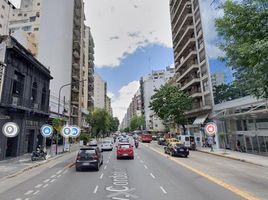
[101,140,114,151]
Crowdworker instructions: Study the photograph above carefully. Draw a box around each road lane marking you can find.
[56,170,63,174]
[63,170,68,174]
[43,184,49,188]
[33,190,40,195]
[144,165,148,169]
[50,179,56,183]
[24,190,33,195]
[57,174,62,178]
[50,175,56,178]
[100,173,104,179]
[15,198,22,200]
[147,145,260,200]
[43,179,50,183]
[35,184,42,188]
[107,160,110,164]
[104,165,107,169]
[93,185,99,194]
[25,198,29,200]
[160,186,167,194]
[150,173,156,179]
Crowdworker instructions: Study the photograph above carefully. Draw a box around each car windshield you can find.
[119,145,130,149]
[79,149,95,155]
[174,144,184,148]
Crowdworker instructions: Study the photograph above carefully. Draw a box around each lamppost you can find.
[53,79,86,154]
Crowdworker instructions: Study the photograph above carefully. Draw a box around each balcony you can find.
[176,64,199,82]
[180,76,201,91]
[72,74,79,81]
[73,50,80,59]
[173,14,193,43]
[74,17,81,27]
[72,86,79,93]
[74,8,81,17]
[175,50,197,70]
[88,75,94,82]
[88,67,94,74]
[72,62,79,70]
[175,38,196,61]
[174,25,194,52]
[171,0,189,22]
[172,2,192,32]
[71,98,79,106]
[73,40,80,51]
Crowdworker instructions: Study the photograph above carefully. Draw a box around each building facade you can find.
[169,0,214,141]
[0,0,15,35]
[0,36,52,160]
[140,67,175,132]
[105,96,113,116]
[93,73,106,109]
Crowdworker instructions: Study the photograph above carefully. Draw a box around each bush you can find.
[80,132,90,145]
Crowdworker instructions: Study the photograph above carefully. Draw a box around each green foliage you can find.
[215,0,268,98]
[149,84,192,133]
[52,118,65,133]
[86,108,119,138]
[80,132,90,144]
[130,116,145,131]
[124,127,130,133]
[213,83,249,104]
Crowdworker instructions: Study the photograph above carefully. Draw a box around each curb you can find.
[0,146,79,181]
[196,149,266,168]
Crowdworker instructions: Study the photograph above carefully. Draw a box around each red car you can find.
[141,134,153,143]
[116,143,134,159]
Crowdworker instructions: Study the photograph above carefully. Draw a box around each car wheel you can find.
[184,155,188,158]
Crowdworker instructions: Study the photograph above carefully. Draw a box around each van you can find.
[178,135,196,150]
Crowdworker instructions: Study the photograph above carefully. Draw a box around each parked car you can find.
[164,142,189,158]
[116,143,134,159]
[101,140,113,151]
[88,139,98,147]
[76,147,103,171]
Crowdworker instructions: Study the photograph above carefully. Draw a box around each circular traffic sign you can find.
[2,122,19,138]
[61,126,71,138]
[40,124,53,137]
[70,126,81,138]
[204,122,217,136]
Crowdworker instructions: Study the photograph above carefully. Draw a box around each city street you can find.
[0,140,267,200]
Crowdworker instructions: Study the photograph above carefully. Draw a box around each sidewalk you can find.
[197,147,268,168]
[0,143,80,180]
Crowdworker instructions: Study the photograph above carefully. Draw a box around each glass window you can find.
[119,144,130,149]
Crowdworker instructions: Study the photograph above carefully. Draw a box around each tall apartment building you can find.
[211,71,226,87]
[140,67,175,132]
[169,0,214,132]
[93,73,106,109]
[8,0,95,127]
[9,0,41,57]
[105,96,113,116]
[0,0,15,35]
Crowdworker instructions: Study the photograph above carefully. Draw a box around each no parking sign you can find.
[204,122,217,136]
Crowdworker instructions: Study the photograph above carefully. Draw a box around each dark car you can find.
[76,147,103,171]
[164,142,189,158]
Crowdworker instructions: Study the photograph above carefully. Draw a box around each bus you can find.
[140,133,153,143]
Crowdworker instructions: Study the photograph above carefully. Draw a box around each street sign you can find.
[61,126,71,138]
[2,122,19,138]
[40,124,53,137]
[70,126,81,138]
[204,122,217,136]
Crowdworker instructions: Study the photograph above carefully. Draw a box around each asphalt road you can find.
[0,140,267,200]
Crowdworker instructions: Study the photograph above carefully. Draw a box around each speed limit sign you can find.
[204,122,217,136]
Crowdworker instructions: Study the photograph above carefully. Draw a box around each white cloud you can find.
[107,91,115,99]
[110,80,140,121]
[84,0,172,68]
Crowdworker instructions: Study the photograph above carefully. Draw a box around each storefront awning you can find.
[193,113,209,125]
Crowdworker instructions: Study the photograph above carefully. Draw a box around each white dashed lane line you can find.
[43,179,50,183]
[43,184,49,188]
[56,170,63,174]
[35,184,43,189]
[100,173,104,179]
[50,175,56,178]
[104,165,107,169]
[150,173,156,179]
[50,179,57,183]
[107,160,110,164]
[33,190,40,195]
[93,185,99,194]
[160,186,167,194]
[57,174,62,178]
[24,190,34,195]
[144,165,148,169]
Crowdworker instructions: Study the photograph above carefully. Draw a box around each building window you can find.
[31,82,37,103]
[41,87,47,107]
[37,3,40,6]
[0,24,2,28]
[24,13,27,17]
[12,72,25,97]
[30,16,36,22]
[22,26,31,31]
[34,27,39,31]
[2,5,5,9]
[36,12,40,17]
[1,14,3,19]
[18,13,22,16]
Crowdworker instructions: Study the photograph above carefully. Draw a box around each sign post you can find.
[40,125,53,155]
[204,122,217,152]
[2,122,19,138]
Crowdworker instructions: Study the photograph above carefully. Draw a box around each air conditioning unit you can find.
[34,103,39,109]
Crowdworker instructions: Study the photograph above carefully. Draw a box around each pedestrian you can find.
[236,140,241,152]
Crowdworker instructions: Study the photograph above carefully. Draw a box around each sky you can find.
[10,0,233,122]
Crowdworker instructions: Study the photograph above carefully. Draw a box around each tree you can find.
[149,84,192,134]
[213,83,248,104]
[109,116,120,133]
[130,116,145,131]
[87,108,110,138]
[124,127,130,133]
[52,118,65,154]
[215,0,268,98]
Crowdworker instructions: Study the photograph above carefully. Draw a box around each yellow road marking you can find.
[143,144,260,200]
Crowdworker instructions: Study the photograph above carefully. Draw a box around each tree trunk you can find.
[182,124,186,135]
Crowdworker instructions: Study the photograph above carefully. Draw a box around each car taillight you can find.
[92,155,98,160]
[76,155,81,160]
